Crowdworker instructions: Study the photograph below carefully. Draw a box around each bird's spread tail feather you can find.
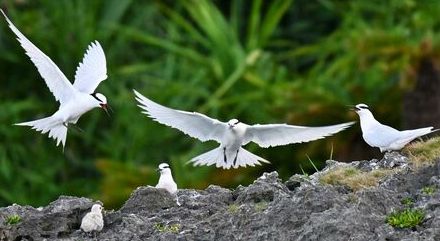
[15,117,67,148]
[188,147,270,169]
[400,127,434,141]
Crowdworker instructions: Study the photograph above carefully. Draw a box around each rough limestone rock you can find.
[0,152,439,241]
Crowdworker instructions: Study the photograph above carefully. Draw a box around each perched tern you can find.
[155,163,178,195]
[80,204,104,233]
[2,10,109,149]
[134,90,355,169]
[155,163,180,205]
[353,103,436,152]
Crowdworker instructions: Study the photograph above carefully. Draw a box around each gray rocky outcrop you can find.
[0,152,439,241]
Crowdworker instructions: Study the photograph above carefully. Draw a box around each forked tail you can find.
[400,127,435,143]
[188,146,270,169]
[15,117,67,148]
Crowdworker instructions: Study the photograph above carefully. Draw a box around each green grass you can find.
[4,214,21,225]
[154,223,181,233]
[386,208,425,229]
[421,186,436,195]
[400,197,414,206]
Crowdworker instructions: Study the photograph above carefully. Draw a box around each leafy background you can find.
[0,0,439,208]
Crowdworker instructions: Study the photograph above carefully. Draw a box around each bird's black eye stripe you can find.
[91,93,101,102]
[360,106,369,109]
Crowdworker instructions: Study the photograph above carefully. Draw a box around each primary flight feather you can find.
[134,90,354,169]
[2,9,110,149]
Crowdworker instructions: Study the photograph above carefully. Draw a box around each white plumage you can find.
[2,10,110,149]
[155,163,178,194]
[134,90,354,169]
[354,103,436,152]
[80,204,104,233]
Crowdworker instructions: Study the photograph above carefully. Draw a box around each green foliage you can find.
[154,223,181,233]
[421,186,436,195]
[401,197,414,206]
[4,214,21,225]
[386,208,425,229]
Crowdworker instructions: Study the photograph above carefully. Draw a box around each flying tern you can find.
[134,90,354,169]
[353,103,436,152]
[80,204,104,233]
[2,10,109,149]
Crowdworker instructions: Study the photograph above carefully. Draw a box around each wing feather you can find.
[134,90,227,142]
[1,10,75,105]
[73,41,107,93]
[244,122,355,147]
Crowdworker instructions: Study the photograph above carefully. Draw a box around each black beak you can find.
[156,168,160,173]
[100,104,111,117]
[346,105,357,111]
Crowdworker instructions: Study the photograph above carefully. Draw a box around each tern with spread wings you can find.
[134,90,354,169]
[2,10,110,149]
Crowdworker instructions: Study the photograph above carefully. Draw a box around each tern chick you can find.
[80,204,104,234]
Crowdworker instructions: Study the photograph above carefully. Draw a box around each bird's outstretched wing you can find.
[134,90,227,142]
[1,9,76,105]
[244,122,355,147]
[73,41,107,93]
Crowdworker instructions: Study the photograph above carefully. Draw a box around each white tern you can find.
[80,204,104,233]
[155,163,178,195]
[156,163,180,205]
[134,90,355,169]
[353,103,436,152]
[2,10,110,149]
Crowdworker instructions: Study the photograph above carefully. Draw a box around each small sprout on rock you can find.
[227,204,239,214]
[401,197,414,206]
[4,214,21,225]
[386,208,424,229]
[347,193,358,203]
[421,186,436,195]
[254,201,268,212]
[154,223,181,233]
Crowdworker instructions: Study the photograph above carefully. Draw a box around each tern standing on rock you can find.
[155,163,178,195]
[2,10,110,149]
[80,204,104,234]
[353,103,436,152]
[134,90,355,169]
[156,163,180,205]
